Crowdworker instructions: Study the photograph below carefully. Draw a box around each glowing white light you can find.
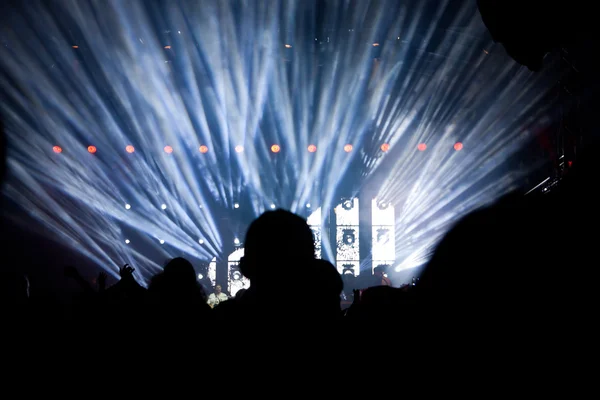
[197,273,203,279]
[159,239,165,244]
[125,239,130,244]
[270,204,276,209]
[125,203,131,210]
[198,239,204,245]
[161,204,167,210]
[306,203,311,208]
[234,238,240,245]
[234,203,239,209]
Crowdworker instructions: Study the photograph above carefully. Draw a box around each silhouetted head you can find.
[373,265,386,277]
[240,209,315,284]
[163,257,196,285]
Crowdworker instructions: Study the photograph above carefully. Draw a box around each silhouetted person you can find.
[207,284,229,308]
[373,265,392,287]
[216,210,318,327]
[148,257,211,332]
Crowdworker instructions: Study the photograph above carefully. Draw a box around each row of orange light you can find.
[52,142,464,154]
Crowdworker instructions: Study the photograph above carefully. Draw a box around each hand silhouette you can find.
[119,264,135,280]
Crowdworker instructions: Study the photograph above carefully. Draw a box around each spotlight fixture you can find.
[234,203,240,209]
[125,239,130,244]
[199,145,209,153]
[271,144,281,153]
[306,203,311,208]
[125,203,131,210]
[159,239,165,244]
[284,44,292,48]
[231,270,243,281]
[417,143,427,151]
[87,145,97,154]
[234,145,244,153]
[343,144,353,152]
[377,228,390,243]
[454,142,463,151]
[197,273,203,280]
[380,143,390,152]
[342,264,355,276]
[125,145,135,153]
[341,198,354,210]
[234,238,240,245]
[308,144,317,153]
[53,146,62,153]
[376,200,390,210]
[270,203,276,209]
[198,239,204,245]
[164,145,173,154]
[161,204,167,210]
[342,229,356,245]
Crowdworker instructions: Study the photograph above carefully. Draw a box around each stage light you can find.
[270,203,276,209]
[342,198,354,210]
[2,0,556,287]
[159,239,165,244]
[164,145,173,154]
[306,203,311,208]
[344,144,353,152]
[125,239,130,244]
[52,146,62,153]
[161,204,167,210]
[271,144,280,153]
[377,228,390,243]
[87,145,97,154]
[454,142,463,151]
[125,203,131,210]
[342,265,355,276]
[197,273,203,280]
[164,45,171,49]
[342,229,356,245]
[418,143,427,151]
[284,44,292,48]
[234,238,240,245]
[381,143,390,152]
[234,203,239,209]
[231,270,242,280]
[125,145,135,153]
[235,145,244,153]
[372,43,380,47]
[377,200,390,210]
